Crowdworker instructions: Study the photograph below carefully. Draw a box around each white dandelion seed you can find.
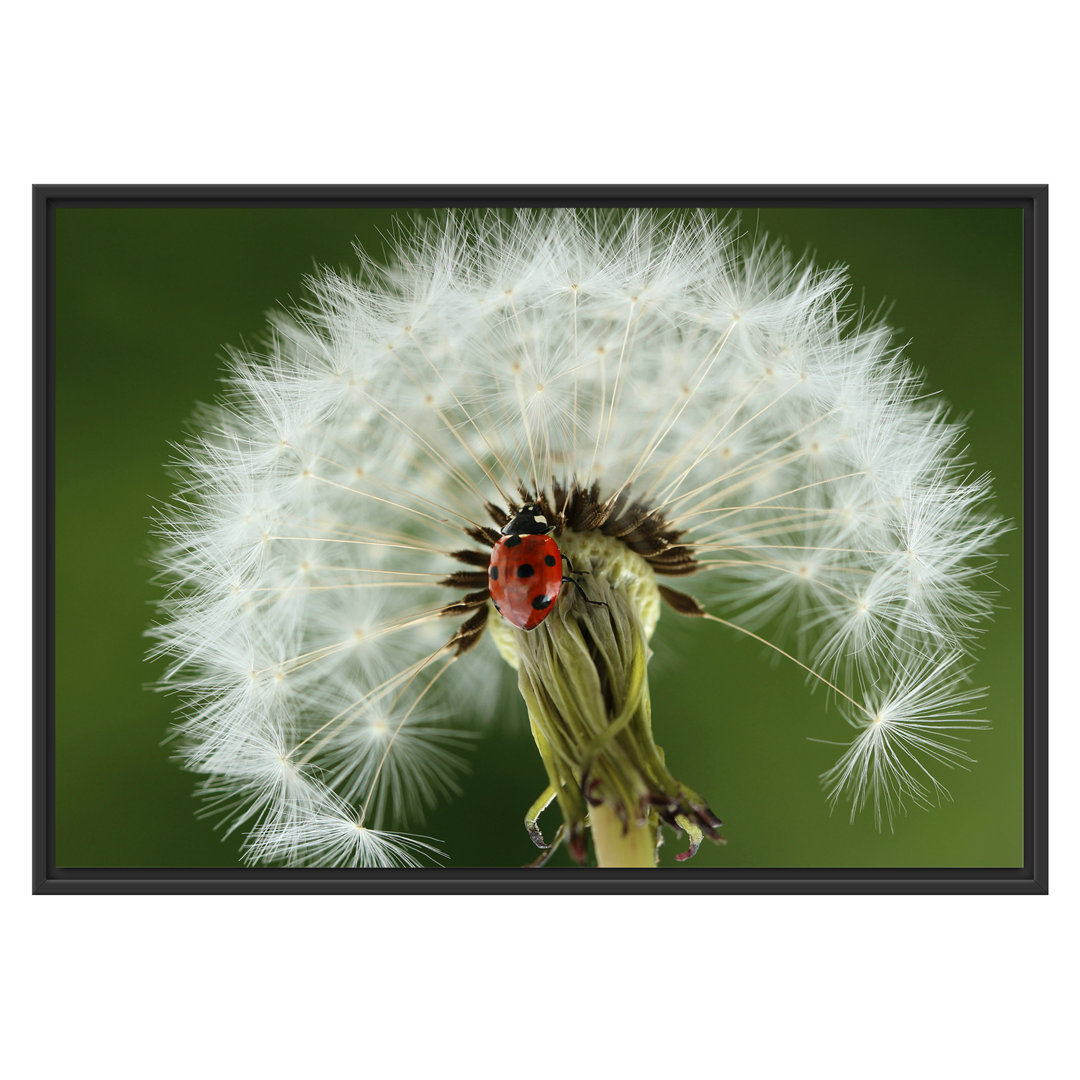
[150,209,1003,867]
[821,652,988,827]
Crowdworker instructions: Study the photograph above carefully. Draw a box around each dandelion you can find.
[150,209,1002,868]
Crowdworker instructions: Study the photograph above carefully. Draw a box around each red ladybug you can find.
[488,503,564,631]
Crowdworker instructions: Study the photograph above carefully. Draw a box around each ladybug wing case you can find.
[488,534,563,630]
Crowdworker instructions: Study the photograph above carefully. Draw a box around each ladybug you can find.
[488,503,564,631]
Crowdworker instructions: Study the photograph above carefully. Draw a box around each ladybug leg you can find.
[561,576,611,614]
[561,553,589,575]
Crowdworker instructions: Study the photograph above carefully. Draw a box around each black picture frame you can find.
[33,184,1048,894]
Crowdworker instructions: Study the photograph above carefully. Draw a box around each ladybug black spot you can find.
[489,566,498,580]
[544,554,557,567]
[516,563,534,578]
[503,534,522,548]
[531,594,552,611]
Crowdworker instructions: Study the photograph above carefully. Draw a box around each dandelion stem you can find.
[590,805,656,868]
[492,530,722,867]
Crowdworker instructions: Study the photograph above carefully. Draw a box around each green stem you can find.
[590,804,656,868]
[496,530,722,866]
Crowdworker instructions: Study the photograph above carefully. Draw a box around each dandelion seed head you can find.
[151,209,1002,865]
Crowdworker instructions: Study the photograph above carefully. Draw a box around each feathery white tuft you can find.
[822,653,987,827]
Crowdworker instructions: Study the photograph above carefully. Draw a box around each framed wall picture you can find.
[34,186,1046,892]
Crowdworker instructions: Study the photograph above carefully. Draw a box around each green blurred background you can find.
[53,205,1024,870]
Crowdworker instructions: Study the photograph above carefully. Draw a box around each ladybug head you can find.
[501,502,552,536]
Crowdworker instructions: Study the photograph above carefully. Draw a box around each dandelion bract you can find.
[151,209,1002,866]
